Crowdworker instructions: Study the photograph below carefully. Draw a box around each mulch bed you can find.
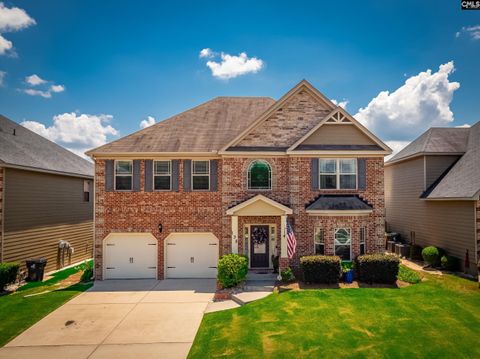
[278,279,410,291]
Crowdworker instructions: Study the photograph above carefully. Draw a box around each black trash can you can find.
[25,258,48,282]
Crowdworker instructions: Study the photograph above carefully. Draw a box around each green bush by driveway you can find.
[189,272,480,358]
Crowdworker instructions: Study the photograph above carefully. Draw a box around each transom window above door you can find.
[319,159,357,189]
[154,160,171,191]
[248,160,272,190]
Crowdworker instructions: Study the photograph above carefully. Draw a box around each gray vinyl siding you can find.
[3,168,93,272]
[425,155,460,189]
[385,156,477,274]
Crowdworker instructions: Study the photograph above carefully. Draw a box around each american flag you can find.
[287,221,297,259]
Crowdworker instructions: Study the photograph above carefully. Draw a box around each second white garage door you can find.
[166,233,218,278]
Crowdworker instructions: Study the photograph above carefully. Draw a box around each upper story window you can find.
[115,160,132,190]
[319,159,357,189]
[83,180,91,202]
[248,160,272,190]
[192,160,210,190]
[154,160,171,191]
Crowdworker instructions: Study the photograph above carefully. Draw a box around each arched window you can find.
[248,160,272,190]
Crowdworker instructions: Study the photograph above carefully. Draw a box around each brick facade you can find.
[94,156,385,279]
[237,90,331,147]
[0,167,3,262]
[477,201,480,268]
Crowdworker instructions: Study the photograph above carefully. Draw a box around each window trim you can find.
[247,159,272,191]
[153,160,172,191]
[314,227,325,255]
[191,160,210,191]
[114,160,133,191]
[334,227,352,260]
[319,158,357,190]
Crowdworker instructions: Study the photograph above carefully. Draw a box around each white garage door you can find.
[104,233,157,279]
[166,233,218,278]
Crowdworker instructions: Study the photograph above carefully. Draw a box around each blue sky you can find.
[0,0,479,157]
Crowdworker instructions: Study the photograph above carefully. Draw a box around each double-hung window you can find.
[314,227,325,255]
[319,159,357,189]
[192,160,210,190]
[115,160,132,190]
[83,180,91,202]
[154,160,171,191]
[360,227,366,255]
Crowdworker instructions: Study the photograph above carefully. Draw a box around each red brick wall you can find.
[95,156,385,279]
[0,167,3,262]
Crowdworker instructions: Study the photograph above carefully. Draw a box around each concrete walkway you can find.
[0,279,216,359]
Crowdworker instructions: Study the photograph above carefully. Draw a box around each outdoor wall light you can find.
[158,223,163,233]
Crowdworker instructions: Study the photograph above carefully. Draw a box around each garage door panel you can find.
[104,234,157,279]
[166,234,218,279]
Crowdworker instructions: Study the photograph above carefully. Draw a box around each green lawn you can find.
[0,262,92,347]
[189,272,480,359]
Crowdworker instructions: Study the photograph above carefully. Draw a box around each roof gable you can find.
[287,107,391,154]
[0,115,93,178]
[220,80,337,152]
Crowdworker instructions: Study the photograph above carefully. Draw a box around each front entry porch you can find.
[226,195,293,269]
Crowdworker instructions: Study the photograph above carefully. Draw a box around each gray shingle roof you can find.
[306,195,373,211]
[0,115,93,177]
[87,97,275,155]
[426,121,480,199]
[387,127,470,164]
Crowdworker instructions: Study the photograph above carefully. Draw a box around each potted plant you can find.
[342,261,354,283]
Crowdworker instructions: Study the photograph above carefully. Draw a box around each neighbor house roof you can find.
[425,121,480,199]
[387,127,470,164]
[305,195,373,215]
[0,115,93,178]
[87,97,275,156]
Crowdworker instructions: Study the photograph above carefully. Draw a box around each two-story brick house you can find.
[87,80,391,280]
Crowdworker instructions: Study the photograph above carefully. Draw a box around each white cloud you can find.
[0,33,11,54]
[385,140,411,161]
[201,50,264,79]
[0,2,36,31]
[457,25,480,40]
[199,48,214,58]
[355,61,460,141]
[21,74,65,98]
[23,88,51,98]
[0,2,35,56]
[331,98,349,109]
[0,70,5,86]
[139,116,156,129]
[455,124,471,128]
[25,74,46,86]
[22,113,119,158]
[50,84,65,93]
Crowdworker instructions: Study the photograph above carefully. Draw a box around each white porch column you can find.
[231,215,238,254]
[280,215,287,258]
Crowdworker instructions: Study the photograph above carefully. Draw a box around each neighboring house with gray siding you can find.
[0,115,94,273]
[385,122,480,274]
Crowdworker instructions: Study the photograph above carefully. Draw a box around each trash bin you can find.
[25,258,47,282]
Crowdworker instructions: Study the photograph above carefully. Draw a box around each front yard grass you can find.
[189,271,480,358]
[0,262,92,347]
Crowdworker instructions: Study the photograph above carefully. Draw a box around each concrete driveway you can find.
[0,279,216,359]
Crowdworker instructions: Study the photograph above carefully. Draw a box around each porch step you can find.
[231,291,272,306]
[244,280,276,292]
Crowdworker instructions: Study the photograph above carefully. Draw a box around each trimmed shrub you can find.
[397,265,421,284]
[441,255,460,271]
[0,262,20,290]
[80,261,94,282]
[422,246,441,266]
[356,254,400,284]
[217,254,248,288]
[300,255,341,284]
[280,267,295,282]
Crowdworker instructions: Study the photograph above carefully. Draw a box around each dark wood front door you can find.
[250,225,269,268]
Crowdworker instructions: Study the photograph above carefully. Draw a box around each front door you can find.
[250,225,269,267]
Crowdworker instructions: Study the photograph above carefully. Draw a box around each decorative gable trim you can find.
[286,107,392,155]
[226,194,293,215]
[219,80,336,154]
